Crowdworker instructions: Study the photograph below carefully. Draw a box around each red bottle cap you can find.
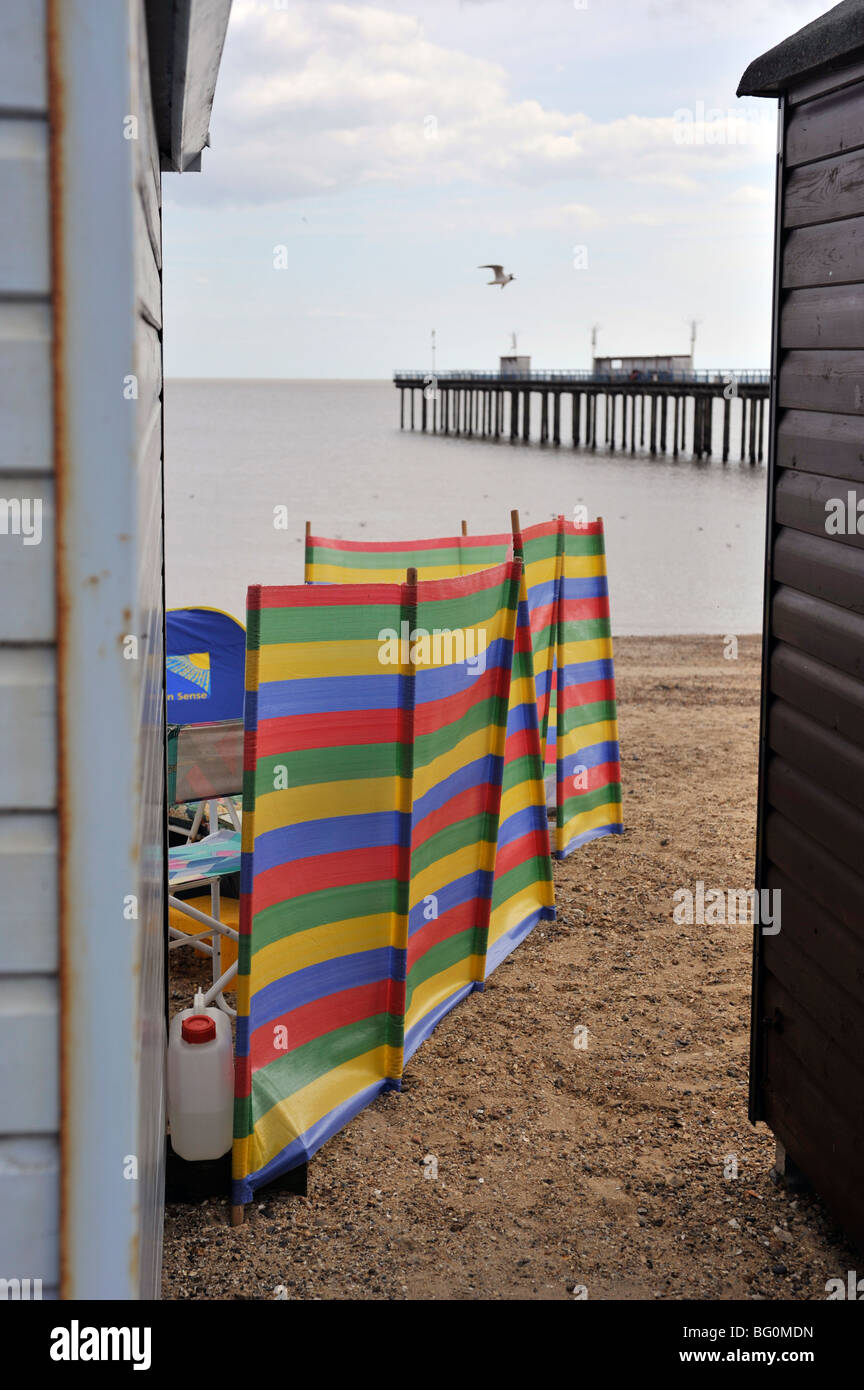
[182,1015,216,1044]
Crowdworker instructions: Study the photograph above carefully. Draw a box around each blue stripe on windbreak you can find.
[243,688,258,730]
[411,636,512,703]
[560,658,615,688]
[562,575,608,601]
[240,850,254,898]
[526,577,556,612]
[408,869,494,936]
[554,821,623,860]
[250,946,407,1028]
[557,742,621,782]
[254,810,408,872]
[256,671,401,718]
[411,756,501,824]
[496,802,548,848]
[504,695,542,737]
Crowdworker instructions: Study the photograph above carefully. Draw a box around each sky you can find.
[161,0,830,379]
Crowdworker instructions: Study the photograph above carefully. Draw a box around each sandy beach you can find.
[163,634,856,1300]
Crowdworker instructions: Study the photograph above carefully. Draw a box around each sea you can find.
[164,379,767,636]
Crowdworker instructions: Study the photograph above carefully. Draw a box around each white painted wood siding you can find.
[0,0,59,1303]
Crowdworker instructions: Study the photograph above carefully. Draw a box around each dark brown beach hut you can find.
[739,0,864,1248]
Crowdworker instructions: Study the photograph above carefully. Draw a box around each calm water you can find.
[164,380,767,635]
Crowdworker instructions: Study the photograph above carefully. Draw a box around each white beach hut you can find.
[0,0,231,1299]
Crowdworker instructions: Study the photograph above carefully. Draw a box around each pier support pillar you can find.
[722,396,730,461]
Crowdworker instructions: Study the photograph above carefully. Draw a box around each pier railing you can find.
[394,368,770,385]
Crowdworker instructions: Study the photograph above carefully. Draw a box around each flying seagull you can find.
[478,264,515,288]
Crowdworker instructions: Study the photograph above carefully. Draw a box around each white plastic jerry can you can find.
[167,990,234,1161]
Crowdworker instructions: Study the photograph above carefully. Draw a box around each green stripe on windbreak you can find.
[312,544,509,572]
[257,605,402,645]
[233,1093,251,1138]
[559,699,618,737]
[565,534,604,557]
[502,752,544,795]
[531,625,556,650]
[413,695,508,768]
[491,853,552,909]
[244,1013,404,1129]
[410,812,497,877]
[406,928,478,1006]
[253,741,406,794]
[559,617,612,645]
[522,534,560,565]
[246,603,261,653]
[559,783,622,821]
[416,581,514,634]
[252,879,402,954]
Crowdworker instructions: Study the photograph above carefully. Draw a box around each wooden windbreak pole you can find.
[303,520,312,583]
[510,508,521,538]
[461,520,468,536]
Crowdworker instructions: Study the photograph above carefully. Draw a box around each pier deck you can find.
[393,369,771,462]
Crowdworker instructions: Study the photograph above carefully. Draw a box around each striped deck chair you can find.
[232,561,521,1206]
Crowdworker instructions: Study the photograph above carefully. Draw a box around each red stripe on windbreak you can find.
[564,520,602,536]
[249,978,394,1071]
[559,760,619,792]
[560,596,610,622]
[559,677,616,711]
[521,519,560,541]
[412,562,517,605]
[310,533,511,554]
[255,707,400,757]
[502,724,540,766]
[407,898,484,971]
[234,1053,251,1099]
[256,583,402,608]
[411,781,493,850]
[530,602,556,637]
[252,844,408,914]
[494,826,551,877]
[413,663,505,737]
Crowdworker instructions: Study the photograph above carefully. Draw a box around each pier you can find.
[393,369,771,463]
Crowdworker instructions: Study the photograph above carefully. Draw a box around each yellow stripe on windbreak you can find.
[248,1043,400,1175]
[523,555,559,588]
[489,880,553,947]
[405,956,485,1032]
[557,800,623,854]
[557,718,620,758]
[250,912,398,991]
[310,562,462,585]
[257,638,391,682]
[558,636,614,668]
[412,723,506,799]
[499,776,545,825]
[254,776,408,837]
[508,672,539,711]
[409,838,497,909]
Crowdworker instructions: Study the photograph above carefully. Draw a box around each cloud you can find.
[176,1,776,208]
